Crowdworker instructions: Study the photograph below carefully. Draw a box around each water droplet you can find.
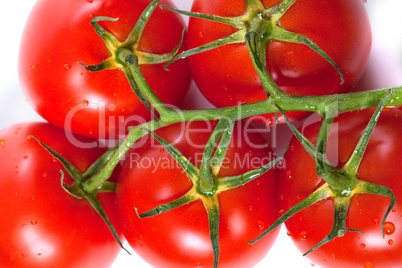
[300,231,307,240]
[286,231,291,236]
[286,170,293,180]
[383,222,395,235]
[23,155,28,160]
[388,239,394,245]
[360,243,366,248]
[248,205,254,212]
[43,172,48,178]
[108,104,116,112]
[64,63,71,70]
[0,139,4,144]
[374,218,380,225]
[331,253,336,258]
[19,254,24,258]
[278,209,284,216]
[31,219,38,225]
[392,208,396,213]
[364,262,375,268]
[83,100,89,107]
[37,253,42,256]
[31,195,35,201]
[258,221,265,229]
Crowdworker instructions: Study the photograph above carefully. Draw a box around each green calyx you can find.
[164,0,344,84]
[28,136,130,255]
[251,89,396,255]
[78,0,184,119]
[135,120,286,268]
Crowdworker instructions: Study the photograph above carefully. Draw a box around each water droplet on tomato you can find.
[37,253,42,256]
[83,100,89,107]
[383,222,396,235]
[258,221,265,229]
[30,64,35,69]
[374,218,380,224]
[278,209,285,216]
[19,254,24,258]
[364,262,375,268]
[64,63,71,70]
[286,170,293,180]
[23,155,28,160]
[87,0,93,3]
[392,208,397,213]
[0,139,4,144]
[287,231,291,236]
[248,205,254,212]
[43,172,48,178]
[360,243,366,248]
[388,239,394,245]
[31,219,38,225]
[108,104,116,112]
[300,231,307,240]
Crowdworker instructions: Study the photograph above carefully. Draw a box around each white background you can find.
[1,0,402,267]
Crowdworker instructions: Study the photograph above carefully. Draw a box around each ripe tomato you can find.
[280,108,402,267]
[116,120,281,267]
[18,0,191,139]
[187,0,371,123]
[0,122,122,267]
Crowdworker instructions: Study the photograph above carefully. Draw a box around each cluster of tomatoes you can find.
[1,0,402,267]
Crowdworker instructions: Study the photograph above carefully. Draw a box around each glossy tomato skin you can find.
[280,108,402,267]
[0,122,122,267]
[187,0,371,123]
[19,0,191,139]
[116,121,281,267]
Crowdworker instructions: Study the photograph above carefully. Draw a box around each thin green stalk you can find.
[83,119,167,192]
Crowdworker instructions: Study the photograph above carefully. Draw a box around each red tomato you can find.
[280,108,402,267]
[0,122,122,267]
[18,0,191,139]
[187,0,371,123]
[116,120,281,267]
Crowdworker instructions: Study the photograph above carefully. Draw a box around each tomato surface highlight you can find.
[280,108,402,267]
[18,0,191,139]
[187,0,371,123]
[0,122,122,267]
[116,120,281,267]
